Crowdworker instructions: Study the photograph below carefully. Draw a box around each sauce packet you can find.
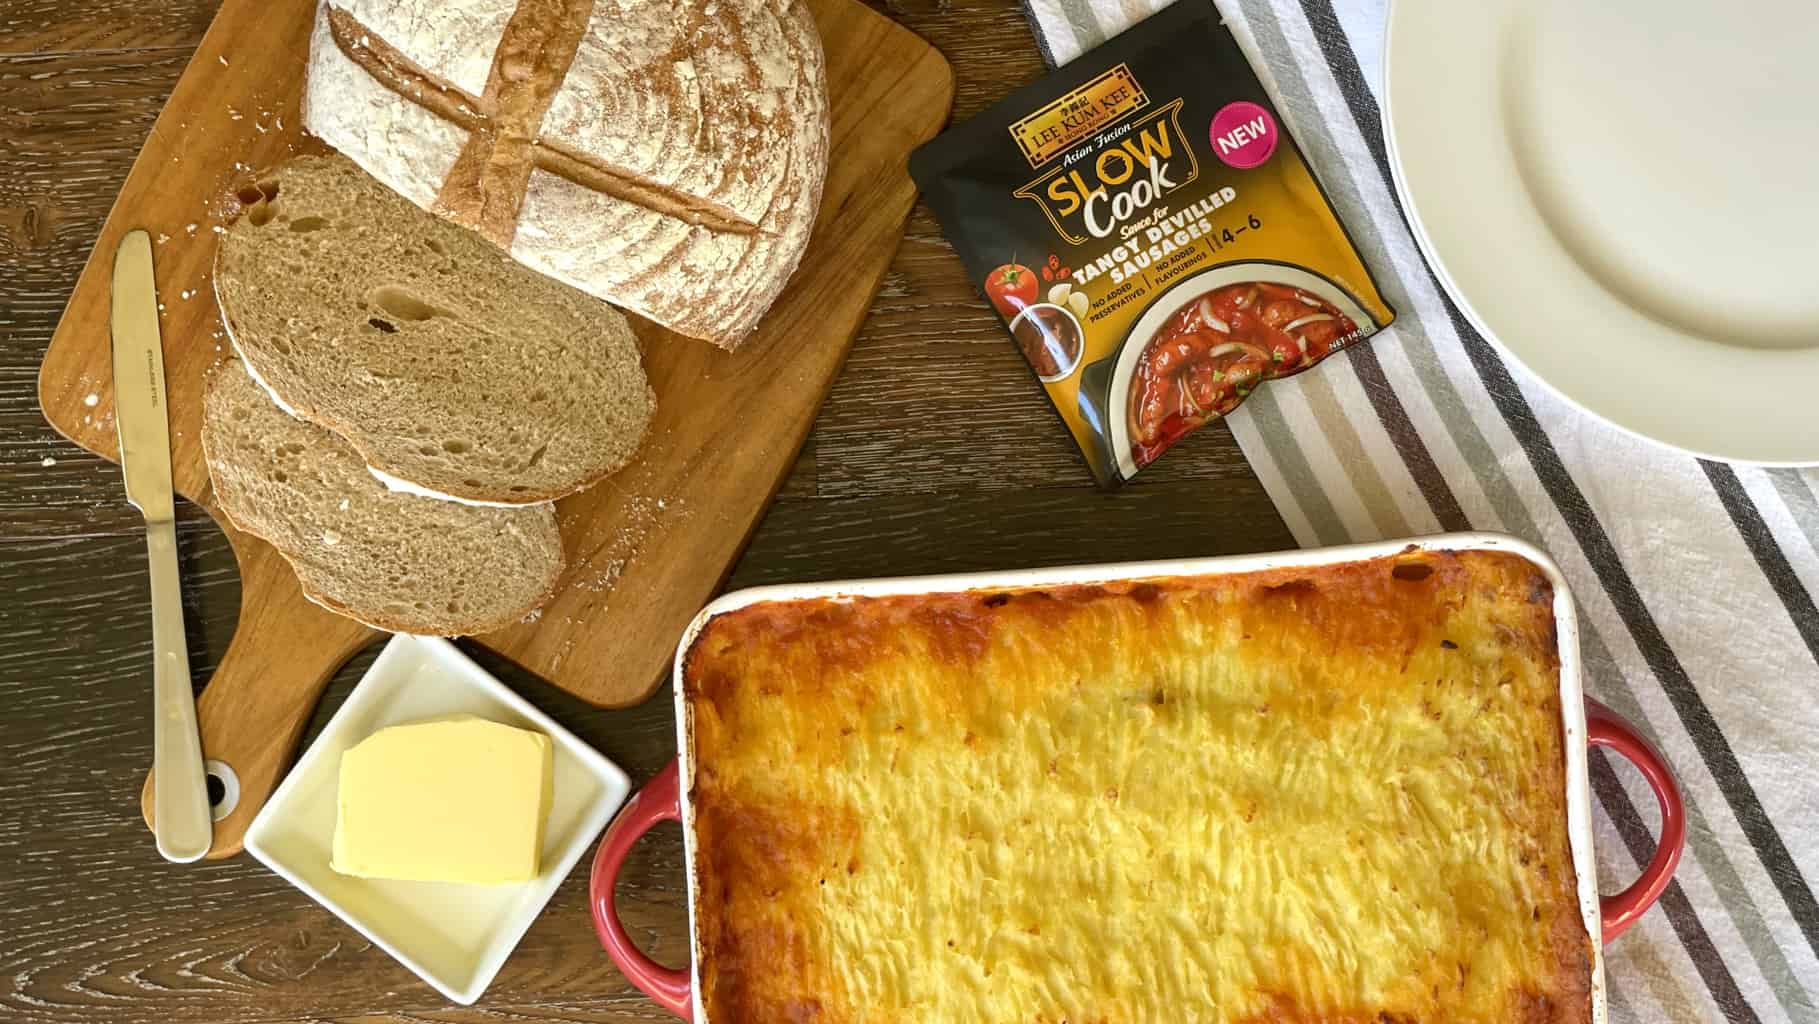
[910,1,1395,485]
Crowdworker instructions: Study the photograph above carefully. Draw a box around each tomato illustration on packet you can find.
[910,0,1396,486]
[983,262,1038,317]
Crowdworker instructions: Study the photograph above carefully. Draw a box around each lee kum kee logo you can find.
[1008,64,1149,168]
[1012,100,1199,247]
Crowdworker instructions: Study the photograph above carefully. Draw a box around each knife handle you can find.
[146,518,213,862]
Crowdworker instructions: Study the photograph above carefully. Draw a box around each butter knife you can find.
[111,228,212,863]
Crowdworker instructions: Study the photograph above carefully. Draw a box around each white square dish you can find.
[246,633,630,1004]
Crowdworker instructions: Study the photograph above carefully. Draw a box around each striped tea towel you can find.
[1021,2,1819,1021]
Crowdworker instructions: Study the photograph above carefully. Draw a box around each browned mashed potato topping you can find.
[683,549,1592,1024]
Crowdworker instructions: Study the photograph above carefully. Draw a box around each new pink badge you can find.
[1210,101,1278,170]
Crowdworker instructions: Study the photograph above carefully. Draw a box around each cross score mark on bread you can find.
[307,0,829,348]
[323,4,754,244]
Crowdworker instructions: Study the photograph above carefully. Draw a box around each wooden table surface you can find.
[0,3,1292,1021]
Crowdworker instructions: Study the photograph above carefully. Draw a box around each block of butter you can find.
[332,716,553,884]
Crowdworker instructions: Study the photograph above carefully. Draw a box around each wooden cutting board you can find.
[36,0,952,858]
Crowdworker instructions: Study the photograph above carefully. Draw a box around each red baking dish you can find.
[590,533,1684,1021]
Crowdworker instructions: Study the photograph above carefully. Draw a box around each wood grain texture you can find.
[37,0,956,706]
[0,483,1288,1024]
[133,536,378,856]
[0,0,1294,1019]
[31,0,955,856]
[0,4,213,55]
[1,48,187,537]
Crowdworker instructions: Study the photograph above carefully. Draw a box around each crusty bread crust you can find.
[514,0,827,348]
[304,0,828,349]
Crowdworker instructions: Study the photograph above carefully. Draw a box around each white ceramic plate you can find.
[1384,0,1819,464]
[245,635,630,1004]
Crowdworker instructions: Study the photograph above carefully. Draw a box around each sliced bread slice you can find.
[214,153,655,505]
[202,359,564,636]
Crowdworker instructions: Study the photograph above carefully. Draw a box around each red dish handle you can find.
[591,759,693,1018]
[1587,698,1686,943]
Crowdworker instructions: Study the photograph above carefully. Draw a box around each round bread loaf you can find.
[301,0,829,349]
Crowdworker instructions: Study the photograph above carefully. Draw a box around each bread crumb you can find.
[84,393,98,406]
[180,290,193,300]
[338,498,350,511]
[185,223,198,235]
[40,456,56,467]
[520,607,542,624]
[575,559,626,593]
[155,233,170,244]
[218,55,228,66]
[321,530,341,546]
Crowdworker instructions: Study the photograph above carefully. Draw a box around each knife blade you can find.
[111,228,213,864]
